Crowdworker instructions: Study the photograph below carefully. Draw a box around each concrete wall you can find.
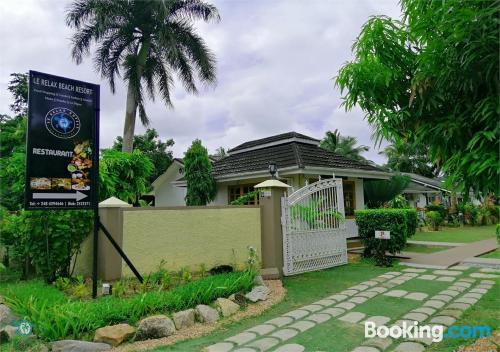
[120,206,261,276]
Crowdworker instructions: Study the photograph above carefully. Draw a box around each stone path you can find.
[204,266,497,352]
[406,240,465,247]
[400,238,498,269]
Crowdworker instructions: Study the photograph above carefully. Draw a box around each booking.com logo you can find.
[365,321,491,342]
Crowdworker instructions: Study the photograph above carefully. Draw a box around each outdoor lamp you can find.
[268,162,278,179]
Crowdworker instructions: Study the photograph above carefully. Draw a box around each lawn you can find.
[479,249,500,259]
[403,243,448,254]
[411,225,496,243]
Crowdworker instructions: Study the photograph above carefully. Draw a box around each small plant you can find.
[112,280,126,298]
[246,246,259,274]
[387,195,410,209]
[230,190,259,205]
[426,211,443,231]
[53,277,71,293]
[71,276,89,299]
[180,266,192,283]
[198,263,208,278]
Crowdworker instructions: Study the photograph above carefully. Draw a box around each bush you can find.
[3,270,254,341]
[426,211,443,231]
[425,204,447,220]
[457,202,479,225]
[355,208,417,266]
[387,195,410,209]
[476,204,499,225]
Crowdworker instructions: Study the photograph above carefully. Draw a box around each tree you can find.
[7,73,28,116]
[364,174,410,208]
[211,146,227,160]
[66,0,220,152]
[184,139,216,205]
[320,130,369,161]
[111,128,174,183]
[382,141,436,178]
[336,0,499,195]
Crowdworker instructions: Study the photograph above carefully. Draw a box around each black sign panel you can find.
[25,71,99,210]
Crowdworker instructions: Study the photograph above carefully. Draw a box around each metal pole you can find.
[91,84,100,299]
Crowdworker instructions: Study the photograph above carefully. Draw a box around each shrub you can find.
[387,195,410,209]
[355,208,417,266]
[476,204,499,226]
[425,204,447,220]
[457,202,479,225]
[363,175,410,208]
[426,211,443,231]
[2,270,254,341]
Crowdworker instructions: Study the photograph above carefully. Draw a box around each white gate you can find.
[281,178,347,275]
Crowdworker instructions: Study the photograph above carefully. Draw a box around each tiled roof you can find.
[228,132,320,153]
[212,141,382,177]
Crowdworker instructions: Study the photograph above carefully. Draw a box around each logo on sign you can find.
[45,107,81,139]
[375,230,391,239]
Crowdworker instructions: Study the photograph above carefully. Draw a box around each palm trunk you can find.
[122,82,138,153]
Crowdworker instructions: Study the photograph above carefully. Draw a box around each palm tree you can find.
[320,130,369,161]
[66,0,220,152]
[381,141,436,178]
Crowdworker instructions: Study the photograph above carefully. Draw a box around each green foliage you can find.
[230,190,258,205]
[382,141,436,178]
[496,224,500,244]
[426,211,443,231]
[425,204,447,220]
[0,210,93,282]
[99,149,154,204]
[111,129,174,183]
[184,139,216,206]
[336,0,499,195]
[7,73,28,116]
[476,204,499,226]
[290,197,344,229]
[355,208,417,266]
[457,202,479,225]
[3,271,254,341]
[320,129,369,162]
[387,195,410,209]
[363,175,410,208]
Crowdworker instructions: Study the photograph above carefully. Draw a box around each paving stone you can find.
[247,324,275,336]
[439,309,463,319]
[431,294,453,302]
[384,290,407,298]
[448,285,467,292]
[341,289,359,296]
[356,291,378,299]
[475,284,493,290]
[305,313,331,324]
[351,284,369,291]
[283,309,309,320]
[412,307,436,315]
[403,268,427,273]
[439,289,460,297]
[265,317,294,327]
[328,294,348,301]
[407,336,434,346]
[405,292,428,301]
[335,302,356,310]
[380,282,397,288]
[402,312,428,322]
[446,302,471,311]
[436,276,455,282]
[378,275,396,280]
[454,281,472,288]
[423,300,445,309]
[226,332,258,345]
[454,297,478,305]
[480,280,495,284]
[300,304,323,312]
[352,347,379,352]
[363,337,393,350]
[430,315,456,326]
[322,308,345,317]
[469,288,487,294]
[205,342,235,352]
[367,287,387,294]
[233,349,257,352]
[433,270,461,276]
[389,279,406,285]
[363,315,391,326]
[270,328,298,342]
[393,319,415,328]
[246,337,280,351]
[401,273,419,278]
[362,281,379,287]
[338,312,366,324]
[273,344,305,352]
[462,293,482,300]
[349,296,367,304]
[313,299,336,307]
[417,274,437,280]
[288,320,316,332]
[480,267,500,273]
[449,265,470,271]
[393,342,425,352]
[385,272,401,276]
[470,273,499,279]
[457,278,475,283]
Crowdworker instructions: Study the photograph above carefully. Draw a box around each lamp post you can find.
[268,162,277,179]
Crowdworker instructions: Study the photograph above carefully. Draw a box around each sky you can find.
[0,0,401,164]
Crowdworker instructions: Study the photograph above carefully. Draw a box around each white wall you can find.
[212,183,229,206]
[154,163,186,206]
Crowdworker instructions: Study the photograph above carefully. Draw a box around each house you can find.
[401,172,451,208]
[152,132,391,237]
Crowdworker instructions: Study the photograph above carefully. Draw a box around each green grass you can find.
[412,225,496,243]
[355,295,421,318]
[403,243,448,253]
[479,249,500,259]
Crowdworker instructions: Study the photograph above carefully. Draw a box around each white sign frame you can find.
[375,230,391,240]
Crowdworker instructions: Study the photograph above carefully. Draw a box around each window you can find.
[228,184,259,205]
[343,180,356,218]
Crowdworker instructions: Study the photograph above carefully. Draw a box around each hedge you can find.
[355,208,417,266]
[3,271,254,341]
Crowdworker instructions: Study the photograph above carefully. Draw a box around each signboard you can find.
[25,71,99,210]
[375,230,391,240]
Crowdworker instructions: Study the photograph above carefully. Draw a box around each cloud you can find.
[0,0,401,164]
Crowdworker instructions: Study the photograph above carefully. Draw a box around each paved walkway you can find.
[204,267,498,352]
[400,238,498,269]
[406,240,465,247]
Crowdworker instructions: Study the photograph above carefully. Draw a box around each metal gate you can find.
[281,178,347,275]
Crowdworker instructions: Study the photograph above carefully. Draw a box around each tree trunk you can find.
[122,81,138,153]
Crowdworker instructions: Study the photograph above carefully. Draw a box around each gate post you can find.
[255,180,291,279]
